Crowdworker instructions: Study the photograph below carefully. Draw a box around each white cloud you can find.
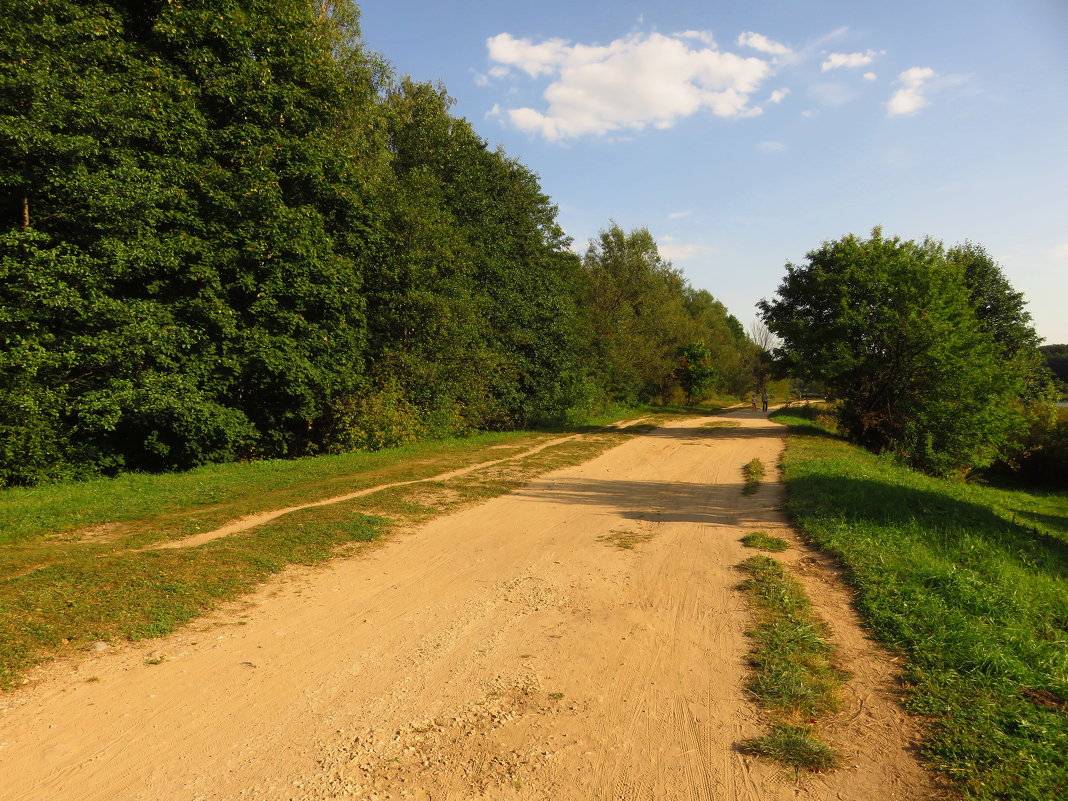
[737,31,791,56]
[863,71,877,81]
[821,49,878,71]
[675,30,716,46]
[486,33,571,78]
[487,32,772,140]
[888,66,936,116]
[668,210,693,219]
[658,237,714,261]
[768,88,790,103]
[757,140,787,153]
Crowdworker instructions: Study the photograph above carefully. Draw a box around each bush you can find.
[1013,407,1068,488]
[324,381,426,452]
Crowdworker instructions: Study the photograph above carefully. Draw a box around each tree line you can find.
[0,0,755,487]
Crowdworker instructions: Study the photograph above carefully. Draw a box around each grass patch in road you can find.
[597,529,655,550]
[771,408,1068,801]
[701,420,741,429]
[741,531,789,552]
[737,555,846,718]
[739,722,840,774]
[0,420,645,689]
[736,554,844,772]
[742,458,766,495]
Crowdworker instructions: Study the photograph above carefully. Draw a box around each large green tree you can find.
[0,0,385,482]
[759,229,1043,476]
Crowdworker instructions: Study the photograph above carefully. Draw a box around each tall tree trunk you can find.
[21,194,29,231]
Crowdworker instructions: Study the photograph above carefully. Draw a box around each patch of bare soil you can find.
[0,408,938,800]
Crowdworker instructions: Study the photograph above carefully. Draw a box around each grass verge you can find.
[736,554,844,772]
[0,407,688,689]
[771,408,1068,800]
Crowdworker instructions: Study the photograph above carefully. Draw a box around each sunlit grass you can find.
[741,531,789,552]
[0,411,654,688]
[771,408,1068,800]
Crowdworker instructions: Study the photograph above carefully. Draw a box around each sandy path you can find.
[0,409,936,800]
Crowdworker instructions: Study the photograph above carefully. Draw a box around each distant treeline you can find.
[1040,345,1068,387]
[0,1,755,486]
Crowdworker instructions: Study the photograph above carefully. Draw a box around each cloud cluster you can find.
[887,67,936,116]
[484,32,775,140]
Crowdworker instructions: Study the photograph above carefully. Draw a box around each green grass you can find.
[741,531,790,552]
[771,409,1068,800]
[0,432,541,547]
[736,552,844,773]
[737,555,846,719]
[0,409,661,688]
[742,458,767,495]
[740,723,840,773]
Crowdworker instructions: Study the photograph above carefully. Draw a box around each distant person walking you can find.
[761,390,769,412]
[751,394,757,410]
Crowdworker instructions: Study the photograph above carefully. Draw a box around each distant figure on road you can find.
[751,394,757,410]
[761,391,769,412]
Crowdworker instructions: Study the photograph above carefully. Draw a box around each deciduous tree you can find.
[759,228,1041,476]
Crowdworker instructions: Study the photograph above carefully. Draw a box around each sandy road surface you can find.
[0,409,935,800]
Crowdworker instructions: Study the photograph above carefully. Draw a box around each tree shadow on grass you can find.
[788,473,1068,579]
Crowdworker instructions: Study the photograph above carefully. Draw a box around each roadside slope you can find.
[0,409,935,800]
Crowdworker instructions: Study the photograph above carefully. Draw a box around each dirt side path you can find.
[0,409,936,801]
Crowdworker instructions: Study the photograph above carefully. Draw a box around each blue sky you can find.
[355,0,1068,344]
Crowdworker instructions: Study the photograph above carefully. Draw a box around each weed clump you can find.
[736,555,844,773]
[741,531,789,552]
[742,458,766,495]
[740,723,840,772]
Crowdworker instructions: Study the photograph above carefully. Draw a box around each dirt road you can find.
[0,409,934,800]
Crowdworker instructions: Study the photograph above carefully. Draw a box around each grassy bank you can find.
[0,404,727,689]
[772,409,1068,800]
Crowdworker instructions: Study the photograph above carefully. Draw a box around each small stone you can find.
[91,641,109,652]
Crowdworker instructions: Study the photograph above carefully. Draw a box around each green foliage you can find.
[1010,407,1068,489]
[0,0,387,481]
[0,5,750,487]
[674,343,719,404]
[774,409,1068,799]
[579,223,750,405]
[1039,344,1068,387]
[324,380,426,452]
[760,229,1047,476]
